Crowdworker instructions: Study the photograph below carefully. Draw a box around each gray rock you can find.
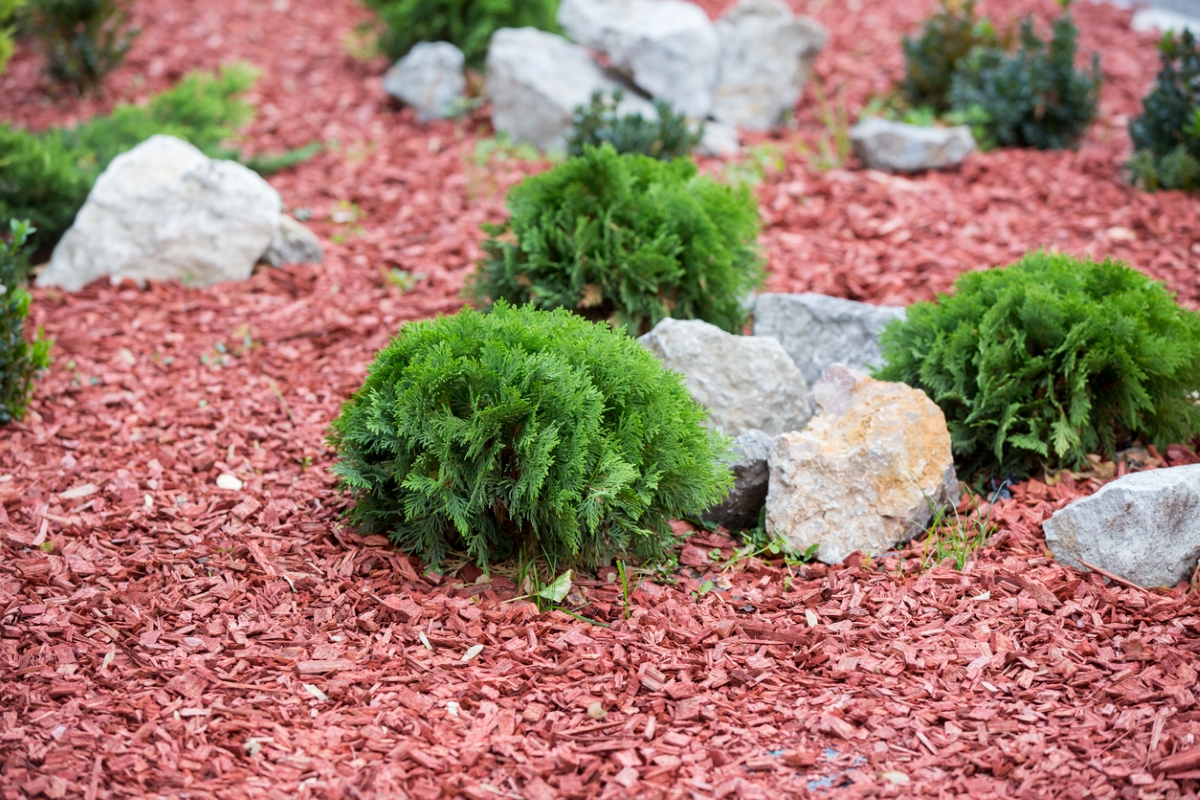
[753,293,906,386]
[696,120,740,157]
[557,0,719,118]
[40,135,280,291]
[712,0,827,130]
[382,41,466,121]
[850,117,975,173]
[1043,466,1200,589]
[639,317,814,437]
[704,429,773,531]
[261,215,323,267]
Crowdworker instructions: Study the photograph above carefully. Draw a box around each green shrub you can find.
[0,0,21,75]
[1,220,51,425]
[25,0,138,93]
[567,90,703,161]
[876,252,1200,480]
[1128,29,1200,192]
[328,301,731,568]
[901,0,999,113]
[470,144,763,336]
[361,0,558,69]
[949,7,1101,150]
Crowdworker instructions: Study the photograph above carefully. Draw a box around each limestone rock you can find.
[40,135,280,291]
[1043,466,1200,589]
[712,0,827,130]
[382,41,466,121]
[261,215,323,268]
[766,365,957,565]
[696,120,740,157]
[753,293,906,386]
[639,318,814,437]
[704,429,773,532]
[850,117,975,173]
[557,0,719,118]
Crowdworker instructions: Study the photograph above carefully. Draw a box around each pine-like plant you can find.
[901,0,999,113]
[566,90,703,161]
[1128,29,1200,192]
[329,302,731,568]
[470,144,763,336]
[1,220,51,425]
[25,0,138,93]
[877,252,1200,480]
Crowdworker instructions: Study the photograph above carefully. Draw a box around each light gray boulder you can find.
[1043,466,1200,589]
[382,41,466,121]
[557,0,719,119]
[696,120,740,157]
[261,215,323,267]
[639,318,814,437]
[753,293,906,386]
[704,429,773,532]
[40,135,281,291]
[712,0,827,130]
[850,117,975,173]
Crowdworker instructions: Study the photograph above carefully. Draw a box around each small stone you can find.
[382,41,466,121]
[261,215,323,267]
[703,429,773,532]
[587,702,607,719]
[850,117,975,173]
[216,474,244,491]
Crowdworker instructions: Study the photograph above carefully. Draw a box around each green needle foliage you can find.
[329,302,732,569]
[901,0,1000,113]
[567,90,703,161]
[470,144,763,336]
[1,220,51,425]
[0,0,21,76]
[1128,29,1200,192]
[877,251,1200,480]
[25,0,138,93]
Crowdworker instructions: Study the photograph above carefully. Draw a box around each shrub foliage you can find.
[470,145,763,335]
[877,252,1200,480]
[25,0,138,93]
[1,220,51,425]
[0,0,21,76]
[329,302,731,568]
[901,0,999,114]
[566,90,703,161]
[1128,29,1200,192]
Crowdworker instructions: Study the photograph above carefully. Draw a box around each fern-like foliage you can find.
[901,0,999,113]
[470,144,763,336]
[567,90,703,161]
[25,0,138,93]
[876,251,1200,480]
[1,220,51,425]
[1128,29,1200,192]
[329,302,731,569]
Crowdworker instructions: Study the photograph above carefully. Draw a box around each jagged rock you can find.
[261,215,323,267]
[850,117,975,173]
[752,293,906,386]
[557,0,719,119]
[712,0,827,130]
[696,120,740,157]
[639,318,814,437]
[1043,466,1200,589]
[40,135,280,291]
[766,365,957,565]
[704,429,773,532]
[382,41,466,121]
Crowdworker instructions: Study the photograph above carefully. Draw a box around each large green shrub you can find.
[329,302,731,568]
[361,0,558,69]
[25,0,138,93]
[1128,29,1200,192]
[470,145,763,336]
[566,90,703,161]
[877,252,1200,480]
[901,0,999,114]
[0,0,21,76]
[1,220,51,425]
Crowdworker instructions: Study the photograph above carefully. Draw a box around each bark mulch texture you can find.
[3,0,1200,797]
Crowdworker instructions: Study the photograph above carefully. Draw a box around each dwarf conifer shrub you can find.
[567,90,703,161]
[1128,29,1200,192]
[26,0,137,93]
[0,0,21,76]
[877,252,1200,480]
[329,302,731,568]
[901,0,999,113]
[470,145,763,335]
[1,220,51,425]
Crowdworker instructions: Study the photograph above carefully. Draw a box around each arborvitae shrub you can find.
[1128,29,1200,192]
[0,0,21,76]
[876,252,1200,480]
[25,0,138,93]
[361,0,558,69]
[470,144,763,336]
[901,0,999,114]
[566,90,703,161]
[329,302,731,568]
[1,220,51,425]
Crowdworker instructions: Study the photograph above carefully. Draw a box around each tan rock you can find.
[766,364,957,564]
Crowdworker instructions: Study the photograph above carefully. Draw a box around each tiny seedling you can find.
[796,80,852,172]
[616,559,632,619]
[919,483,1006,571]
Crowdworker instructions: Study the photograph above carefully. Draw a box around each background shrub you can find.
[877,252,1200,480]
[25,0,138,93]
[0,0,20,75]
[1128,29,1200,192]
[329,302,731,569]
[361,0,558,69]
[470,144,763,336]
[566,90,703,161]
[0,220,51,425]
[901,0,999,114]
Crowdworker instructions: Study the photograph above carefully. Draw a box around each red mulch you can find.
[3,0,1200,797]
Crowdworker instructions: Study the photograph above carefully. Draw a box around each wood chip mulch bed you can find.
[3,0,1200,797]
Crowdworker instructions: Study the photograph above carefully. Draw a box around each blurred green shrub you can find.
[0,0,21,75]
[25,0,138,93]
[566,90,703,161]
[901,0,999,113]
[1128,29,1200,192]
[0,220,51,425]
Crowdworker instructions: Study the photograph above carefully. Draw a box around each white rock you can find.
[712,0,827,130]
[557,0,719,118]
[766,365,957,565]
[261,215,324,267]
[1043,465,1200,589]
[216,473,244,491]
[753,293,906,386]
[850,117,975,173]
[40,135,280,291]
[639,318,814,437]
[704,429,773,531]
[696,120,740,157]
[382,41,466,121]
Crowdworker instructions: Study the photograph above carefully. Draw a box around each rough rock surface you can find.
[1043,466,1200,589]
[850,117,975,173]
[703,429,773,532]
[766,365,957,565]
[639,318,814,437]
[753,293,906,385]
[382,41,466,121]
[712,0,827,129]
[696,120,740,156]
[40,135,281,291]
[557,0,719,118]
[261,215,324,268]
